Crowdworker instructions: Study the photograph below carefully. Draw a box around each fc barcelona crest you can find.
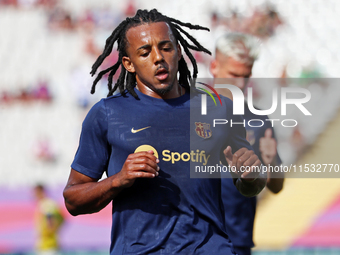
[195,122,212,139]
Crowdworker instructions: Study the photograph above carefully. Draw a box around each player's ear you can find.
[210,60,218,76]
[122,56,135,73]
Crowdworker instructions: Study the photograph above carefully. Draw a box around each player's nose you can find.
[153,47,164,64]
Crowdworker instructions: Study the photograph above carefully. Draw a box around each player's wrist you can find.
[240,176,258,184]
[110,174,127,191]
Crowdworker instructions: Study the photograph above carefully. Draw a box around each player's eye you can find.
[140,52,149,57]
[162,44,173,51]
[230,73,239,78]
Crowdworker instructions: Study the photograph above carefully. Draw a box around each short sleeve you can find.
[71,99,110,179]
[226,98,253,152]
[229,114,253,152]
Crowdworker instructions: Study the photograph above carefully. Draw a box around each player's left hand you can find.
[223,146,261,182]
[259,128,277,166]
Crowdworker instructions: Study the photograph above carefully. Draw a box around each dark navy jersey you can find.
[71,88,252,255]
[221,102,282,248]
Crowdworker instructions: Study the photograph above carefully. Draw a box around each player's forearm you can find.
[63,176,123,216]
[233,175,266,197]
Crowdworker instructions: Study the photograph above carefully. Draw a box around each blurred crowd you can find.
[1,79,52,104]
[210,5,283,40]
[0,0,335,169]
[0,0,57,8]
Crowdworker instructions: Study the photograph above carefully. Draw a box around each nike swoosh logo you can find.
[131,126,151,133]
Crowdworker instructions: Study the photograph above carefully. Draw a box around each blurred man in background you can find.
[34,184,64,255]
[210,32,284,255]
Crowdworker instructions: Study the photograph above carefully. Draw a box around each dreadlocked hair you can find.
[90,9,211,98]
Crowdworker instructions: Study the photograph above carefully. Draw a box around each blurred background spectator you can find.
[34,184,64,254]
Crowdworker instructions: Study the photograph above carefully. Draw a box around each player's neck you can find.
[136,82,184,99]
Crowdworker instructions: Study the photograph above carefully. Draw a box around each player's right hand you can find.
[224,146,261,181]
[114,150,160,188]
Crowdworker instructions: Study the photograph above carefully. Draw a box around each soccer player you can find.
[210,32,284,255]
[34,184,64,255]
[63,10,266,255]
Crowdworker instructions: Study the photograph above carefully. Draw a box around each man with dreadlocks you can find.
[63,9,265,255]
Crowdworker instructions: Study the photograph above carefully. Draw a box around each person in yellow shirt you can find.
[34,184,64,255]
